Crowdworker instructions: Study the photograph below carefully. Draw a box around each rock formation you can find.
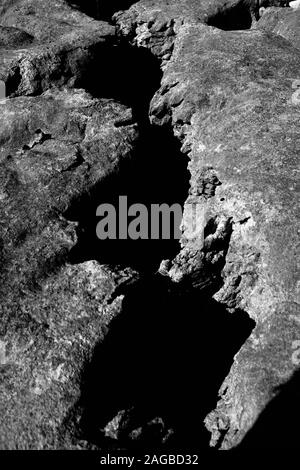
[0,0,299,450]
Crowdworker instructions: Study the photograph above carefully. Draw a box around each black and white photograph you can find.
[0,0,299,459]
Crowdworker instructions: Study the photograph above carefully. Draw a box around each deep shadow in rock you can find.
[60,11,256,451]
[99,1,138,21]
[77,276,255,450]
[67,1,137,21]
[237,369,300,448]
[206,3,253,30]
[64,29,193,273]
[66,123,190,274]
[78,42,162,125]
[65,39,187,273]
[67,0,100,19]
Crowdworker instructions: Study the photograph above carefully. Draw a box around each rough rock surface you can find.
[0,0,114,96]
[114,0,254,66]
[114,0,290,67]
[1,0,300,451]
[0,84,139,448]
[116,2,300,449]
[257,7,300,50]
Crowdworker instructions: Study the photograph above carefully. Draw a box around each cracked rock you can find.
[118,1,300,449]
[0,0,115,96]
[1,0,300,452]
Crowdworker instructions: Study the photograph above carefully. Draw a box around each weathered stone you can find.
[257,7,300,51]
[0,87,138,286]
[0,260,138,450]
[158,27,300,449]
[1,0,299,451]
[0,25,34,49]
[114,0,290,67]
[67,0,138,21]
[0,0,115,96]
[0,87,139,449]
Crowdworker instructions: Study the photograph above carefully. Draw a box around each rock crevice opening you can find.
[61,32,257,450]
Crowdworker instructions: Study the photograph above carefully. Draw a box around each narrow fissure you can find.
[63,33,256,450]
[77,41,162,125]
[77,289,255,450]
[66,124,189,273]
[67,1,137,22]
[67,42,188,273]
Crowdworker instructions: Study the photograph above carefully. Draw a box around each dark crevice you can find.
[66,41,189,273]
[67,0,101,19]
[61,33,256,451]
[204,217,220,239]
[206,1,290,31]
[206,3,254,31]
[22,129,52,151]
[67,1,137,22]
[76,280,255,450]
[77,41,162,126]
[98,1,138,22]
[5,64,22,96]
[237,369,300,448]
[66,124,190,273]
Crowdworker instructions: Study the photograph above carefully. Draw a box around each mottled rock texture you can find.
[257,7,300,50]
[0,0,114,96]
[0,0,299,451]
